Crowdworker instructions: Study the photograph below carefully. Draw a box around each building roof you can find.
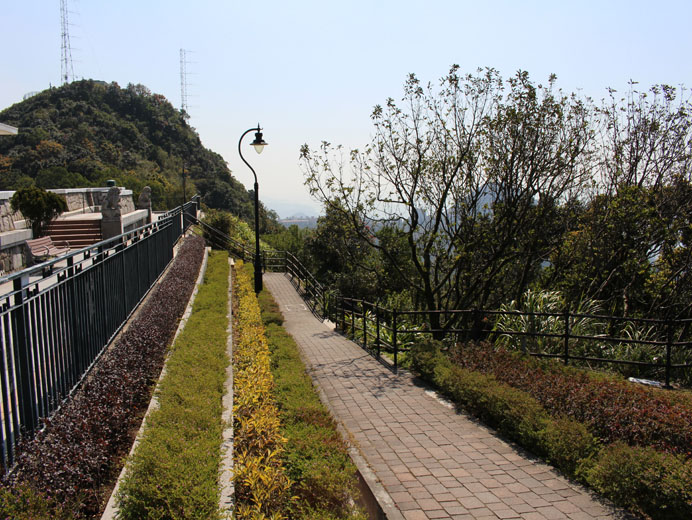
[0,123,18,135]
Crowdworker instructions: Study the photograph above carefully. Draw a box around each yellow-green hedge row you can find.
[116,249,229,520]
[233,262,291,519]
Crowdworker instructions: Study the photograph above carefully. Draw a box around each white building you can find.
[0,123,18,135]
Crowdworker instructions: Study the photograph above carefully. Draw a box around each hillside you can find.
[0,80,253,216]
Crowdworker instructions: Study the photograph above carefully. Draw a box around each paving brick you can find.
[458,496,485,509]
[417,498,441,511]
[264,274,625,520]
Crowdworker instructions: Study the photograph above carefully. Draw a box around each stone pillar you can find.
[136,186,153,224]
[101,186,123,240]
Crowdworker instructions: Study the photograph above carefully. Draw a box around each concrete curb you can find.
[100,246,210,520]
[218,258,235,518]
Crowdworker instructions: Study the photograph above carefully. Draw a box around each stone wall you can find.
[0,188,135,233]
[0,243,26,274]
[0,200,20,233]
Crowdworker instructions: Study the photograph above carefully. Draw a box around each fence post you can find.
[665,320,673,389]
[392,309,398,371]
[362,302,367,350]
[340,298,345,332]
[11,276,37,435]
[351,302,355,340]
[120,236,128,318]
[375,303,381,359]
[563,307,570,365]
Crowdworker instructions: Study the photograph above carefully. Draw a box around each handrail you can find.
[191,219,692,385]
[190,216,254,260]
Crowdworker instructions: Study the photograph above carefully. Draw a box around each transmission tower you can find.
[60,0,75,84]
[180,49,190,116]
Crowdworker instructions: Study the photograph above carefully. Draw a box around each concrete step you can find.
[46,220,103,248]
[47,221,101,230]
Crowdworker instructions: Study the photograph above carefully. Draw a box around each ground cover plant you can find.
[410,341,692,519]
[233,262,291,519]
[255,274,365,519]
[115,250,230,519]
[0,235,205,519]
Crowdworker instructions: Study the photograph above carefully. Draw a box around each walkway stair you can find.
[45,218,102,249]
[264,272,625,520]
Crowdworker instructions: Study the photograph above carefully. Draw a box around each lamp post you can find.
[238,124,267,293]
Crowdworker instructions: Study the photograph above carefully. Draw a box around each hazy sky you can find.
[3,0,692,216]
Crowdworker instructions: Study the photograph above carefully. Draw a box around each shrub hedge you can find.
[448,342,692,457]
[411,340,692,520]
[115,250,230,519]
[0,235,206,518]
[233,262,291,519]
[255,277,365,519]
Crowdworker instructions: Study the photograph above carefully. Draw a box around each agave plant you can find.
[494,289,565,354]
[494,289,605,358]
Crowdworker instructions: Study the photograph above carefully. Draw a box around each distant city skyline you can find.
[3,0,692,217]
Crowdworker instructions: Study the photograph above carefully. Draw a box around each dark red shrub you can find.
[449,342,692,458]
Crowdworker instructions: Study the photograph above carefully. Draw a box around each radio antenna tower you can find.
[60,0,75,84]
[179,49,190,116]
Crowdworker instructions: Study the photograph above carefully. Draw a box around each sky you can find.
[3,0,692,217]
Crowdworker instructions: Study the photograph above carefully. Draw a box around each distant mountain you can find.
[0,80,253,217]
[264,198,322,219]
[279,216,319,229]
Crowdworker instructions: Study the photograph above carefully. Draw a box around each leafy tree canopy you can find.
[10,186,67,237]
[302,67,692,326]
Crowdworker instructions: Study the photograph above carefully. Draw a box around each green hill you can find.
[0,80,253,217]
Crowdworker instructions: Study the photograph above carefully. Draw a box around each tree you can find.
[35,166,89,189]
[302,67,591,335]
[544,84,692,318]
[597,82,691,194]
[547,186,660,316]
[263,224,314,267]
[10,186,67,237]
[306,201,379,300]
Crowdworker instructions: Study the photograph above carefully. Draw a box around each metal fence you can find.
[193,223,692,386]
[252,252,692,385]
[331,299,692,384]
[0,197,198,470]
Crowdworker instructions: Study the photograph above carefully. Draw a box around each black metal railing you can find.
[201,228,692,385]
[281,251,327,320]
[193,217,254,261]
[0,197,199,471]
[330,299,692,384]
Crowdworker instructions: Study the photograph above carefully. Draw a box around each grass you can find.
[253,267,365,519]
[115,250,230,519]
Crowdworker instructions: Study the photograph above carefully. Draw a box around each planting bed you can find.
[0,235,205,519]
[115,250,229,519]
[256,278,365,519]
[232,262,291,519]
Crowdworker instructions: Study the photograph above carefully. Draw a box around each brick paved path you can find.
[264,273,625,520]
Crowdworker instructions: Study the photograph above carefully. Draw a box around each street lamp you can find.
[238,124,268,293]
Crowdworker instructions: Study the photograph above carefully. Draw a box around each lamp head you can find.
[251,125,267,154]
